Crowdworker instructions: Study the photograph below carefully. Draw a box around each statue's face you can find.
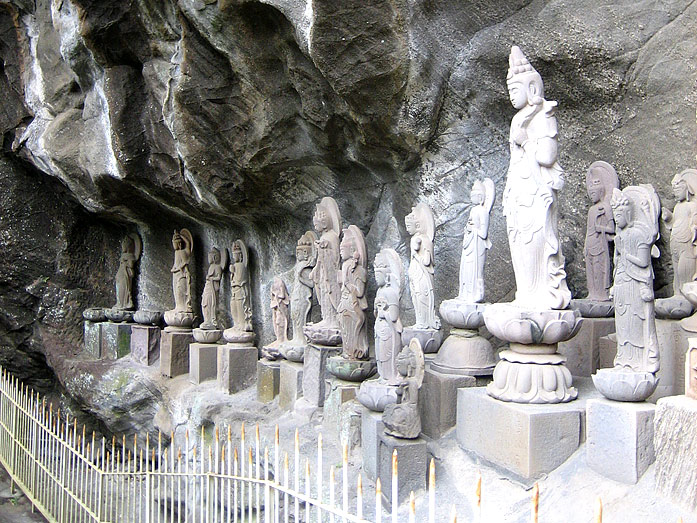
[613,206,629,229]
[374,263,387,286]
[587,176,603,203]
[672,178,687,202]
[507,81,528,109]
[296,244,309,261]
[173,239,183,250]
[340,235,354,261]
[209,250,220,264]
[313,208,328,232]
[397,355,409,376]
[405,211,417,234]
[471,189,484,205]
[233,249,242,263]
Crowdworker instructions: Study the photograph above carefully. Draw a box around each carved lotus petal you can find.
[83,307,106,322]
[484,304,582,345]
[439,299,485,329]
[592,369,658,402]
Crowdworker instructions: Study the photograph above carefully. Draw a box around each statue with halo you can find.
[382,338,425,439]
[164,229,195,330]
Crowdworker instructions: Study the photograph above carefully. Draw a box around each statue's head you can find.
[405,208,420,235]
[672,169,697,202]
[172,230,183,250]
[396,346,416,378]
[586,161,619,204]
[232,242,243,263]
[506,46,544,110]
[313,204,329,232]
[122,236,135,253]
[296,232,313,262]
[610,188,631,229]
[209,247,220,265]
[374,251,389,287]
[271,277,286,298]
[340,228,357,262]
[471,180,485,205]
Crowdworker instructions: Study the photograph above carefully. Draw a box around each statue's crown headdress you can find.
[610,188,629,210]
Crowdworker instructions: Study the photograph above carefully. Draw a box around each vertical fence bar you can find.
[283,454,289,523]
[264,447,270,523]
[329,465,335,523]
[428,458,435,523]
[274,426,279,523]
[304,460,310,522]
[356,474,362,520]
[248,448,253,521]
[375,478,382,523]
[475,470,482,523]
[255,424,260,523]
[408,491,415,523]
[294,429,299,522]
[531,483,539,523]
[317,433,322,523]
[227,427,232,523]
[233,448,238,523]
[391,450,398,523]
[342,442,348,521]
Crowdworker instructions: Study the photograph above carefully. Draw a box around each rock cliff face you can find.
[0,0,695,432]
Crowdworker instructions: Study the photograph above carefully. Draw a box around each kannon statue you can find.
[373,248,403,384]
[337,225,369,360]
[170,229,193,313]
[405,203,440,329]
[382,339,425,439]
[200,247,225,329]
[229,240,253,332]
[288,231,317,347]
[459,179,495,303]
[114,233,141,310]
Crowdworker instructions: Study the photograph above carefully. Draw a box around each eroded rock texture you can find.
[0,0,695,435]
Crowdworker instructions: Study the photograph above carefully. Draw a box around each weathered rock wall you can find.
[0,0,695,406]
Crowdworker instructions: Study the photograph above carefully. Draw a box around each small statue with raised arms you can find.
[460,179,495,302]
[593,185,661,402]
[114,233,141,310]
[405,203,440,329]
[229,240,253,333]
[200,247,226,329]
[382,339,425,439]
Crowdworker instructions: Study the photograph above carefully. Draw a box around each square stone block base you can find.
[218,344,258,394]
[131,325,160,366]
[558,317,615,377]
[420,367,476,439]
[84,321,102,358]
[361,407,385,479]
[324,378,359,442]
[597,332,617,370]
[279,360,303,410]
[378,434,427,509]
[257,360,280,402]
[654,395,697,512]
[160,330,193,378]
[457,386,599,481]
[302,344,340,407]
[189,343,218,384]
[101,322,133,360]
[586,398,655,484]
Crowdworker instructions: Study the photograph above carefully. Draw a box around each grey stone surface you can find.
[420,366,476,439]
[83,321,102,358]
[377,434,427,509]
[361,407,385,480]
[654,395,697,513]
[279,360,304,410]
[130,325,160,366]
[457,384,602,481]
[598,333,617,370]
[257,360,280,403]
[586,398,655,484]
[302,344,340,407]
[160,331,193,378]
[189,343,218,384]
[338,400,363,454]
[218,344,258,394]
[324,377,358,433]
[558,317,615,377]
[101,322,133,360]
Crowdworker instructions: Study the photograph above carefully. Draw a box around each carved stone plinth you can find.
[218,344,258,394]
[586,398,655,484]
[279,343,306,362]
[160,330,193,378]
[420,367,476,439]
[257,360,280,403]
[192,328,222,344]
[101,322,133,360]
[656,296,693,320]
[223,328,256,345]
[557,317,615,377]
[133,310,163,326]
[189,343,218,384]
[164,310,194,331]
[357,379,399,412]
[279,360,304,410]
[401,327,442,354]
[130,325,160,366]
[303,324,341,346]
[324,377,359,442]
[377,434,427,510]
[84,321,102,358]
[302,343,340,406]
[361,407,384,479]
[326,356,376,382]
[569,299,614,318]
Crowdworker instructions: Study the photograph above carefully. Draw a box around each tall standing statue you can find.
[584,161,619,302]
[262,277,290,360]
[405,203,440,329]
[114,233,142,310]
[280,231,317,361]
[357,248,404,411]
[200,247,226,329]
[483,46,581,404]
[382,339,425,439]
[502,45,570,310]
[593,186,661,402]
[165,229,195,329]
[229,240,253,333]
[459,179,495,302]
[304,197,342,346]
[656,169,697,319]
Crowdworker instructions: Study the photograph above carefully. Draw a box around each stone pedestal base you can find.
[361,407,385,479]
[279,343,306,362]
[101,322,133,360]
[84,321,103,358]
[323,380,361,452]
[131,325,160,366]
[279,360,304,410]
[654,395,697,512]
[302,344,340,407]
[378,434,427,509]
[218,344,258,394]
[420,367,476,439]
[257,360,281,402]
[160,330,193,378]
[402,327,442,354]
[356,380,399,412]
[586,399,655,484]
[324,378,358,428]
[189,343,218,384]
[558,317,615,377]
[326,356,376,382]
[430,328,496,377]
[457,385,599,481]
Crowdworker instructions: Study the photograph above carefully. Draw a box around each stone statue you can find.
[656,169,697,319]
[200,247,227,330]
[502,45,570,310]
[593,185,661,402]
[483,46,581,404]
[584,161,619,302]
[262,277,290,360]
[114,233,141,310]
[229,239,252,332]
[337,225,369,360]
[280,231,317,361]
[382,338,425,439]
[405,203,440,329]
[687,343,697,400]
[357,248,404,411]
[459,179,495,302]
[165,229,195,330]
[304,197,342,346]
